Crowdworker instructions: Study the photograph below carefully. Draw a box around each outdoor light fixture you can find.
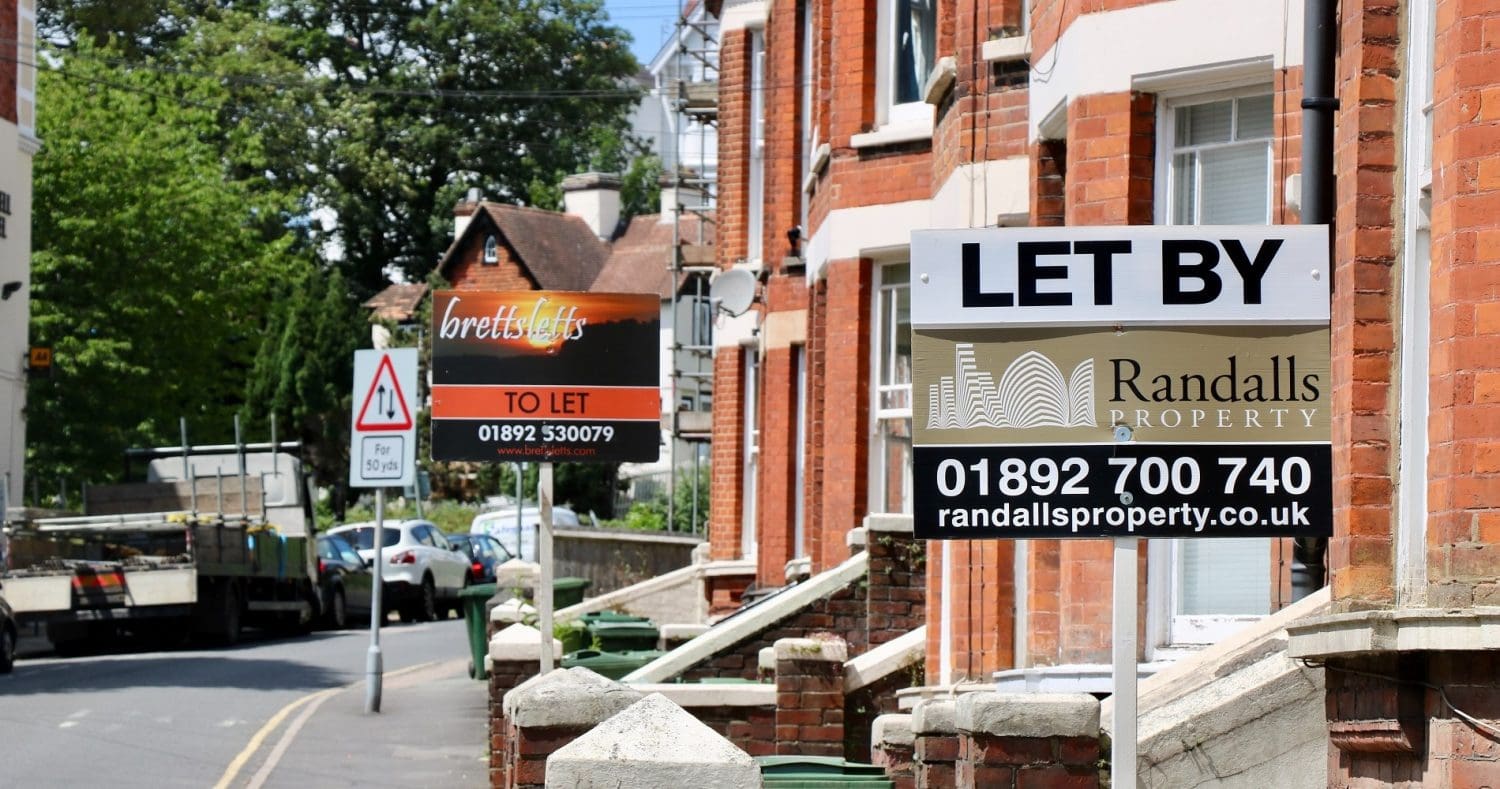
[1,281,21,300]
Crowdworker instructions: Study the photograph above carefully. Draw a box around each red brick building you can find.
[701,0,1500,782]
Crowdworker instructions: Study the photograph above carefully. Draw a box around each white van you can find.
[469,505,581,563]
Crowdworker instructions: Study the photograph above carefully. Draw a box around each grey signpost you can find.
[349,348,418,714]
[910,226,1332,785]
[429,291,662,675]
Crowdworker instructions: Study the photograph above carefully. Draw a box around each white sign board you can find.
[910,225,1329,327]
[349,348,418,488]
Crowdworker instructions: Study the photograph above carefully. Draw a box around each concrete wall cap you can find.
[872,714,915,748]
[774,636,848,663]
[660,623,709,640]
[489,596,537,624]
[864,513,914,534]
[503,668,571,719]
[496,559,541,587]
[911,699,958,735]
[488,622,563,663]
[545,694,759,789]
[507,667,644,728]
[956,692,1101,739]
[846,527,867,548]
[759,646,777,671]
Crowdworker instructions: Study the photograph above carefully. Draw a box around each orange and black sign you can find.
[430,290,661,463]
[28,347,52,370]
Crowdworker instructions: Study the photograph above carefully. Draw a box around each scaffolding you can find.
[664,2,719,534]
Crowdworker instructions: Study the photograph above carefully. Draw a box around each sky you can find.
[603,0,685,66]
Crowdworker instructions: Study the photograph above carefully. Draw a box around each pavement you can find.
[232,655,491,789]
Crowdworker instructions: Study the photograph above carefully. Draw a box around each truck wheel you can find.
[218,584,243,646]
[328,588,348,630]
[0,626,15,674]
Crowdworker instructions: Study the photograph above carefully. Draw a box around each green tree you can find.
[267,0,644,292]
[244,265,366,512]
[27,38,302,481]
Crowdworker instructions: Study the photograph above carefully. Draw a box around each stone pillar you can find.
[488,596,537,640]
[912,699,959,789]
[864,514,925,650]
[503,667,644,789]
[488,624,562,789]
[774,636,848,757]
[954,692,1102,789]
[871,714,916,789]
[545,694,762,788]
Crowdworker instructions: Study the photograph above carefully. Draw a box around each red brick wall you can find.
[446,218,538,292]
[719,29,752,270]
[1027,0,1173,60]
[0,0,16,125]
[1327,0,1400,605]
[816,258,872,572]
[1425,0,1500,604]
[710,348,748,562]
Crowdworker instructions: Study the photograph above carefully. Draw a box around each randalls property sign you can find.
[910,226,1332,540]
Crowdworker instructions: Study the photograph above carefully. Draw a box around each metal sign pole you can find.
[366,488,386,713]
[538,462,555,673]
[1112,537,1138,788]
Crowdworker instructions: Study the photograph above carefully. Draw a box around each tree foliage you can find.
[27,37,303,481]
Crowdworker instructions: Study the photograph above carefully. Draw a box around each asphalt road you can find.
[0,618,488,788]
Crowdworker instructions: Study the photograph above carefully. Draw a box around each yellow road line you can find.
[212,661,440,789]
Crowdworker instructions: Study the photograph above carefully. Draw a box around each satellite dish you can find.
[709,268,757,317]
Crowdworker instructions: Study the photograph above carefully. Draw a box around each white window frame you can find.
[747,29,767,267]
[794,344,808,558]
[874,0,936,129]
[741,347,760,559]
[1154,85,1275,226]
[1149,83,1276,654]
[800,0,815,230]
[869,261,913,515]
[483,235,498,265]
[1396,0,1435,605]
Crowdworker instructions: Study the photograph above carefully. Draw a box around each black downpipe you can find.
[1294,0,1338,601]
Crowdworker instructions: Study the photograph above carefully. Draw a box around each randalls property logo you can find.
[927,345,1096,429]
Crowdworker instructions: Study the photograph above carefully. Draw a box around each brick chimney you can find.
[561,172,622,241]
[453,187,482,238]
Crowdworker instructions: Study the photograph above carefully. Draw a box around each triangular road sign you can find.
[355,353,415,431]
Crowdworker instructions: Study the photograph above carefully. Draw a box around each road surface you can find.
[0,619,488,788]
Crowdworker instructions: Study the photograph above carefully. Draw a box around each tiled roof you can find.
[437,202,610,291]
[593,213,715,296]
[362,283,429,322]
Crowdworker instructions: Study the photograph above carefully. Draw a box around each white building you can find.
[0,0,38,513]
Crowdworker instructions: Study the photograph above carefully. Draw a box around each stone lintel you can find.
[775,636,848,663]
[911,699,957,735]
[873,714,915,748]
[955,692,1100,739]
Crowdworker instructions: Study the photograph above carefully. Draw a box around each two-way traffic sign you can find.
[350,348,418,487]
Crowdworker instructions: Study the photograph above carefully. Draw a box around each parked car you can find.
[326,520,472,622]
[316,533,375,629]
[0,584,16,674]
[469,505,582,563]
[448,533,514,585]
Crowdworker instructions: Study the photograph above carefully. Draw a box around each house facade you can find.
[0,0,37,513]
[702,0,1500,781]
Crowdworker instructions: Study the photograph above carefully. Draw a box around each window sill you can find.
[850,117,935,150]
[982,36,1031,63]
[922,56,957,105]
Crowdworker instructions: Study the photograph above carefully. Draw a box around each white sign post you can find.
[349,347,418,714]
[911,226,1332,784]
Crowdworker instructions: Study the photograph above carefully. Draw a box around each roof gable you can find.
[437,202,609,292]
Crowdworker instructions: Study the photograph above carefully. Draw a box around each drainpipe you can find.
[1295,0,1337,601]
